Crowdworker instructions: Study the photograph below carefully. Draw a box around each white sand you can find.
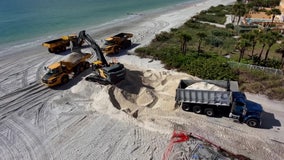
[1,0,284,160]
[185,82,226,91]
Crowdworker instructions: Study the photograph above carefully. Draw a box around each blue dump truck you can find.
[175,80,263,128]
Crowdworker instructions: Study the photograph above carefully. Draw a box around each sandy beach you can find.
[1,0,284,159]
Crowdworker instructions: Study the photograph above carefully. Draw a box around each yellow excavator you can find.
[76,31,126,84]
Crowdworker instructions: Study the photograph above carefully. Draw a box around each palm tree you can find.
[257,32,267,64]
[241,30,259,59]
[281,50,284,68]
[277,45,284,68]
[236,39,251,62]
[196,32,207,54]
[232,2,247,25]
[266,8,281,23]
[178,32,192,54]
[264,31,281,62]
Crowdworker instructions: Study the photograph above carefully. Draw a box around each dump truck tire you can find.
[114,47,119,54]
[74,64,83,75]
[181,104,190,112]
[61,46,66,52]
[48,48,55,53]
[204,108,214,117]
[122,40,131,49]
[79,64,84,73]
[61,75,69,84]
[84,62,90,69]
[246,118,260,128]
[193,105,202,114]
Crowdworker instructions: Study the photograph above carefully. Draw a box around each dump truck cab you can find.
[42,62,70,87]
[230,92,263,127]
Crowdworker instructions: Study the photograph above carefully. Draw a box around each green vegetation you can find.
[238,68,284,100]
[135,2,284,100]
[193,5,229,24]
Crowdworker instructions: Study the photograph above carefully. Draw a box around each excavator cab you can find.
[92,59,103,70]
[86,63,126,85]
[75,30,126,84]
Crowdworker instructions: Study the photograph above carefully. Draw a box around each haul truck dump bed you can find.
[42,35,79,53]
[175,80,239,107]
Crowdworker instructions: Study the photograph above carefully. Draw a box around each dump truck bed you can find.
[175,80,239,106]
[113,33,133,38]
[63,52,85,64]
[42,38,69,48]
[59,52,91,71]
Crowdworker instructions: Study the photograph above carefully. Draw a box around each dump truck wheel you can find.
[84,62,90,69]
[54,47,61,54]
[79,64,85,72]
[246,118,260,128]
[204,108,214,117]
[48,48,55,53]
[125,40,131,48]
[114,47,119,54]
[61,75,69,84]
[61,46,66,52]
[181,104,191,112]
[193,105,202,114]
[74,65,83,75]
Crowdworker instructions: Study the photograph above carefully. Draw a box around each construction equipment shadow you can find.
[115,68,154,95]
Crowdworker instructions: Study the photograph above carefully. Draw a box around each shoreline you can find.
[0,0,196,56]
[0,0,235,57]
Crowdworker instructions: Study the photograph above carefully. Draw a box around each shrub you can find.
[226,23,234,30]
[206,36,224,47]
[153,31,172,42]
[211,29,233,37]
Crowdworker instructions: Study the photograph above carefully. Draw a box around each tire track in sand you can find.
[0,117,53,160]
[0,83,56,121]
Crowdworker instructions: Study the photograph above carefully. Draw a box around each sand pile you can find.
[63,52,85,64]
[67,64,197,133]
[109,64,195,116]
[185,82,226,91]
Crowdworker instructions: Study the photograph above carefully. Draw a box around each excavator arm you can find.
[75,30,109,67]
[73,30,126,84]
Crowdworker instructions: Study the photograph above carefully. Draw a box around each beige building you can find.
[280,0,284,13]
[278,0,284,22]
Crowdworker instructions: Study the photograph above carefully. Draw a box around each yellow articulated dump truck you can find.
[102,33,133,55]
[42,35,79,53]
[41,52,92,87]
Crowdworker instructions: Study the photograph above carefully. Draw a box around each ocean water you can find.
[0,0,197,54]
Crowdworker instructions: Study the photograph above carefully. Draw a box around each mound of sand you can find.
[185,82,226,91]
[108,64,195,117]
[63,52,85,64]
